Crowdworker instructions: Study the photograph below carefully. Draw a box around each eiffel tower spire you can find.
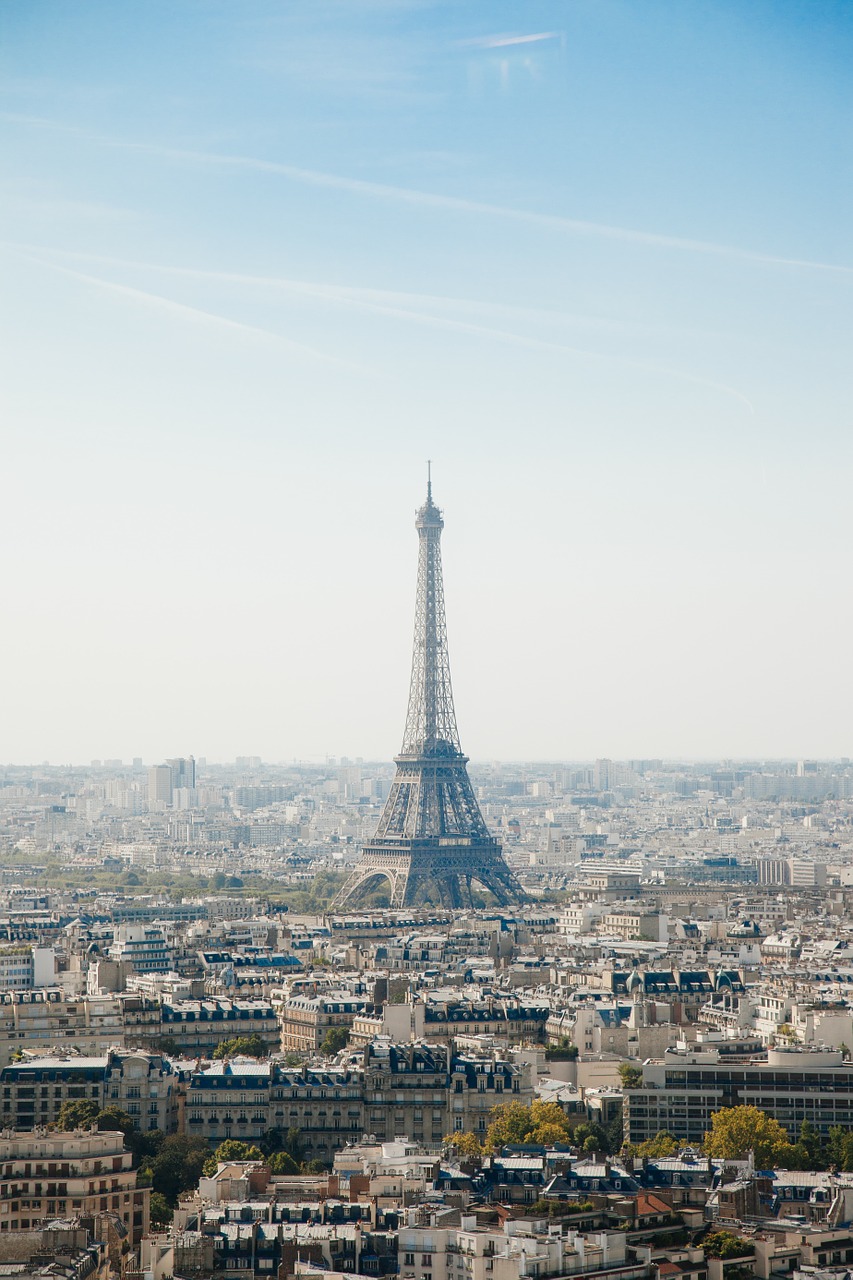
[400,471,460,757]
[333,477,524,910]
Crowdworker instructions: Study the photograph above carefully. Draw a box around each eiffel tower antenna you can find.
[333,478,524,910]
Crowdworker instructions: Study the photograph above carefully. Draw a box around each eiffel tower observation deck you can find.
[333,475,524,910]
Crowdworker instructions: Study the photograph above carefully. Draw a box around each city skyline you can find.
[1,1,851,763]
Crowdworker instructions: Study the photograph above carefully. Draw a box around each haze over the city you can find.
[1,1,851,763]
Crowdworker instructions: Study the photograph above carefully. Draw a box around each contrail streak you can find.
[14,246,755,412]
[3,113,851,276]
[22,256,362,370]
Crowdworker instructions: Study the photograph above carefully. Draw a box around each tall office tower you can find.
[148,765,173,806]
[333,478,524,909]
[167,756,196,790]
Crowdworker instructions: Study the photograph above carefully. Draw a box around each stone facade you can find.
[0,1128,149,1245]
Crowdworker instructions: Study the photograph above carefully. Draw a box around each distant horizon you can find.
[4,753,852,770]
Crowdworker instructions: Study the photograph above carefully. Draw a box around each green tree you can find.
[56,1099,99,1130]
[545,1038,579,1062]
[216,1139,265,1163]
[530,1199,594,1217]
[703,1231,754,1260]
[319,1026,350,1057]
[140,1134,210,1206]
[283,1127,304,1163]
[149,1036,179,1056]
[797,1120,825,1165]
[827,1126,853,1172]
[149,1191,173,1229]
[485,1100,574,1152]
[618,1064,644,1089]
[212,1034,269,1059]
[705,1106,794,1167]
[605,1112,624,1154]
[627,1130,679,1158]
[268,1150,300,1175]
[444,1132,484,1159]
[96,1106,136,1139]
[203,1139,265,1174]
[261,1126,304,1164]
[570,1121,612,1154]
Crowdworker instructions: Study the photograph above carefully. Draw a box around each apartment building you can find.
[599,909,668,943]
[185,1042,531,1162]
[350,1001,427,1046]
[278,992,373,1054]
[614,970,746,1024]
[0,1049,183,1132]
[421,996,550,1045]
[186,1059,363,1160]
[0,947,54,991]
[444,1048,531,1140]
[0,1128,149,1245]
[154,995,278,1055]
[108,925,173,974]
[0,991,126,1066]
[398,1220,645,1280]
[625,1045,853,1145]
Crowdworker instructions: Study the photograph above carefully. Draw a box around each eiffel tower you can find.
[332,474,524,910]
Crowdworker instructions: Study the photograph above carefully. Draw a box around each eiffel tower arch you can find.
[333,475,524,911]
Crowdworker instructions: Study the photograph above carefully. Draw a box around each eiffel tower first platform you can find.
[332,476,524,911]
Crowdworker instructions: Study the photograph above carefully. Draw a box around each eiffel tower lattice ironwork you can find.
[332,476,524,910]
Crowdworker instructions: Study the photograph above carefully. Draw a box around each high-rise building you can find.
[334,478,523,909]
[148,764,173,806]
[148,757,195,808]
[167,756,195,790]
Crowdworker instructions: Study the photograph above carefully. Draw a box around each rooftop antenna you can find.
[427,458,432,503]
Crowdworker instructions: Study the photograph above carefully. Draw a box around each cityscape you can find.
[3,2,852,1280]
[1,482,853,1279]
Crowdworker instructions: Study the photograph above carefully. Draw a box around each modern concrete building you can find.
[0,947,54,992]
[625,1044,853,1145]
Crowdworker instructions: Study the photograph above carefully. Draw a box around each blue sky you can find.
[1,0,851,764]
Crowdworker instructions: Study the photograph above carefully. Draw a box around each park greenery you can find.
[0,845,347,911]
[447,1099,853,1173]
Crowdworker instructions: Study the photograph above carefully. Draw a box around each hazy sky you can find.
[1,1,852,765]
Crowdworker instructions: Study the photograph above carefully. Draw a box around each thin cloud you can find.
[21,256,361,369]
[2,113,851,275]
[13,246,755,413]
[460,32,563,49]
[8,245,673,334]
